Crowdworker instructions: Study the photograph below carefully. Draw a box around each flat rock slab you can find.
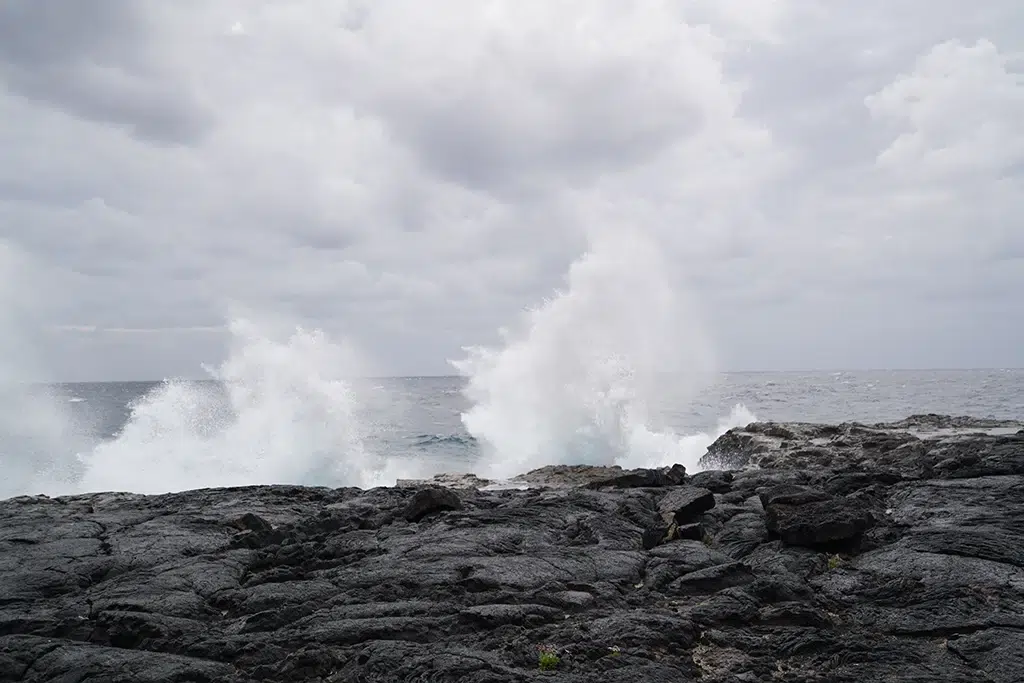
[659,486,716,525]
[758,484,830,507]
[0,414,1022,683]
[513,464,687,489]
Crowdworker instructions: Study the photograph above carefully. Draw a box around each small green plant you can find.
[827,553,842,570]
[701,532,714,547]
[538,645,560,671]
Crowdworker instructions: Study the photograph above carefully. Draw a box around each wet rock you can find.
[0,414,1021,682]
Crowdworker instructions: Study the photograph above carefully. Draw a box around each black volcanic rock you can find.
[758,484,830,507]
[658,485,716,525]
[764,497,873,548]
[402,486,462,522]
[755,484,873,548]
[514,463,687,489]
[688,469,734,493]
[0,415,1022,682]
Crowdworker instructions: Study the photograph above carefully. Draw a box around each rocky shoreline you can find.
[2,414,1022,682]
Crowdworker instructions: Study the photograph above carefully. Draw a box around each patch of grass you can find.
[538,645,560,671]
[827,553,842,570]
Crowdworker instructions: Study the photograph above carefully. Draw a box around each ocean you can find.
[2,368,1019,501]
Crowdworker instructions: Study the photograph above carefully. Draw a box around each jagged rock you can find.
[585,464,687,489]
[700,414,1022,473]
[675,522,704,541]
[758,484,830,507]
[402,486,462,522]
[231,512,274,533]
[763,495,873,548]
[0,415,1021,683]
[658,486,715,525]
[642,524,670,549]
[688,469,734,493]
[945,629,1024,683]
[714,512,769,559]
[514,464,677,488]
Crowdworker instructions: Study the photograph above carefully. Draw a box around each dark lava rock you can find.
[1,415,1022,683]
[759,485,873,548]
[675,522,704,541]
[765,498,873,548]
[585,464,687,489]
[714,512,769,559]
[231,512,274,534]
[758,484,830,507]
[658,486,716,525]
[403,486,462,522]
[514,463,685,489]
[688,470,734,493]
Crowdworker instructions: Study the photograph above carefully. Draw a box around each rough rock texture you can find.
[402,487,462,522]
[1,414,1022,682]
[659,486,716,525]
[514,463,688,489]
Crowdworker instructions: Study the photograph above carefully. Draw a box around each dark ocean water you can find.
[3,369,1021,499]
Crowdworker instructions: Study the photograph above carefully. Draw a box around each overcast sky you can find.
[1,0,1022,381]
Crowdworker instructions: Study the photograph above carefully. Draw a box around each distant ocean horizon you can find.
[36,366,1019,387]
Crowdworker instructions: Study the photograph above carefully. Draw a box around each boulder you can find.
[402,487,462,522]
[659,486,716,525]
[688,469,734,493]
[764,497,873,548]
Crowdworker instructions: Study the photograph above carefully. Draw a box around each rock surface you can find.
[659,486,716,525]
[1,414,1022,682]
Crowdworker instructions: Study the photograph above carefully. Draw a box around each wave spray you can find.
[77,319,395,495]
[453,231,754,479]
[0,244,86,499]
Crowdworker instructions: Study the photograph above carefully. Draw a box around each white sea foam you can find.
[76,319,400,495]
[452,230,755,479]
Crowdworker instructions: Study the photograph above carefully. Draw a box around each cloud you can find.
[0,0,1021,380]
[867,39,1024,179]
[0,0,213,144]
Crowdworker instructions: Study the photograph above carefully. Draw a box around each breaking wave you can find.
[75,319,403,495]
[0,241,749,498]
[452,230,755,480]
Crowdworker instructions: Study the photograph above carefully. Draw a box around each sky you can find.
[0,0,1022,381]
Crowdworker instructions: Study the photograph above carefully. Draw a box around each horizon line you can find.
[37,366,1024,385]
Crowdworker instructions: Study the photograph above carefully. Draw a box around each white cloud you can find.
[0,0,1021,379]
[867,39,1024,178]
